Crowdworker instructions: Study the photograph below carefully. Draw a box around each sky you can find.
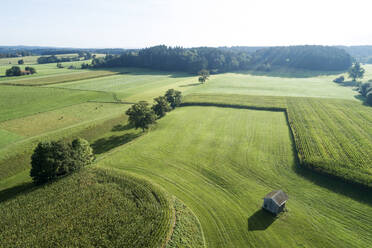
[1,0,372,48]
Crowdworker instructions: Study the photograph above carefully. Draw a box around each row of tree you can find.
[90,45,353,74]
[30,138,94,184]
[0,51,33,58]
[5,66,36,76]
[37,55,81,64]
[126,89,182,131]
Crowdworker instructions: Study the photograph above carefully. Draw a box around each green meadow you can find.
[1,59,372,247]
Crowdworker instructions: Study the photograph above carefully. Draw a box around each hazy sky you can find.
[1,0,372,48]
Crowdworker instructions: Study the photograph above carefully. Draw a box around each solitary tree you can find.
[348,62,365,82]
[198,69,210,83]
[18,59,24,65]
[164,89,182,109]
[152,96,171,118]
[126,101,156,131]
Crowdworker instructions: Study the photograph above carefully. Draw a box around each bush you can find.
[359,82,372,97]
[57,63,64,68]
[126,102,156,131]
[18,59,24,65]
[333,76,345,83]
[30,138,94,184]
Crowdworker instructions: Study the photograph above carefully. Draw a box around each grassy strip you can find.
[0,70,120,86]
[0,167,174,248]
[166,197,205,248]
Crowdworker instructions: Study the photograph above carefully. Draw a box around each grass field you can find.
[1,64,372,247]
[0,168,174,248]
[97,106,372,247]
[183,94,372,186]
[0,85,115,122]
[185,71,359,100]
[49,69,196,102]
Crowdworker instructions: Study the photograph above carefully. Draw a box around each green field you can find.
[183,94,372,186]
[1,62,372,247]
[0,85,115,122]
[49,69,196,102]
[97,106,372,247]
[0,168,175,247]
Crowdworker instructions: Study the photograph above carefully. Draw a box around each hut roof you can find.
[264,190,288,206]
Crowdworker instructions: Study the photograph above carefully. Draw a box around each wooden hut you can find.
[262,190,288,215]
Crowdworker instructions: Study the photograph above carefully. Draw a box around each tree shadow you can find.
[248,208,277,231]
[284,112,372,206]
[0,182,36,203]
[91,133,141,154]
[179,83,203,87]
[112,123,133,132]
[293,164,372,206]
[336,81,359,87]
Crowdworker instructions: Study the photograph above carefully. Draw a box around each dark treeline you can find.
[0,51,33,58]
[37,55,81,64]
[91,45,353,73]
[0,46,126,56]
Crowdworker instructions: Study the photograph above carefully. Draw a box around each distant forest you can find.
[91,45,353,73]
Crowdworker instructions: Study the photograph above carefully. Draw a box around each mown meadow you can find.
[1,55,372,247]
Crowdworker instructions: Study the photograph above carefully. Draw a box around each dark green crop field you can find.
[0,168,174,248]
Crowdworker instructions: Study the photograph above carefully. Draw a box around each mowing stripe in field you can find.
[98,106,372,247]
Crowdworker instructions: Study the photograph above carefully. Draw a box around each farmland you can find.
[0,168,175,247]
[97,106,372,247]
[1,56,372,247]
[183,94,372,186]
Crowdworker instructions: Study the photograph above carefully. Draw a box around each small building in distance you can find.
[262,190,288,215]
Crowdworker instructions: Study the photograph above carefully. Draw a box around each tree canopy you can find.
[126,101,157,131]
[30,138,94,184]
[91,45,352,73]
[198,69,210,83]
[5,66,21,76]
[152,96,171,118]
[165,89,182,109]
[348,62,365,82]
